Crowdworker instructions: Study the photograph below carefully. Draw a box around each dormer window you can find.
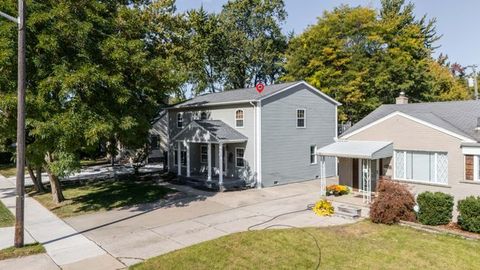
[177,113,183,128]
[235,109,244,128]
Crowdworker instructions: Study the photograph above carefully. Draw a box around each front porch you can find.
[318,140,393,203]
[169,120,253,191]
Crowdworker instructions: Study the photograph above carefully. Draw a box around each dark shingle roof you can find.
[342,100,480,142]
[171,82,300,108]
[194,120,247,142]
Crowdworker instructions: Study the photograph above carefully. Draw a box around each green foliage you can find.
[0,1,184,201]
[416,191,454,225]
[183,0,288,95]
[457,196,480,233]
[283,0,466,123]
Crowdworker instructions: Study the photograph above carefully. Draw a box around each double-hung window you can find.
[236,148,245,167]
[177,113,183,128]
[394,150,448,184]
[235,109,244,128]
[200,145,208,163]
[150,135,160,150]
[296,109,306,128]
[310,145,317,164]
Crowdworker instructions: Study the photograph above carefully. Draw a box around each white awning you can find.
[317,140,393,159]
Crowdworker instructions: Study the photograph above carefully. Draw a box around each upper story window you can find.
[297,109,306,128]
[235,109,244,128]
[200,112,208,120]
[394,150,448,184]
[177,113,183,128]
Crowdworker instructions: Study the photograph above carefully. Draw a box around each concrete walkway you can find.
[0,176,124,270]
[65,179,367,266]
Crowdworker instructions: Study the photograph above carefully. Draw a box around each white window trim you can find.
[310,145,317,165]
[235,147,245,168]
[393,150,448,185]
[296,108,306,128]
[200,145,208,164]
[177,112,184,128]
[235,109,244,128]
[474,155,480,181]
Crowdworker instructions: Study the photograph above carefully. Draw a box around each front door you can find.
[352,158,359,190]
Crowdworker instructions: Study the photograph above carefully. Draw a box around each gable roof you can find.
[341,100,480,142]
[172,120,248,143]
[194,120,248,142]
[169,81,340,109]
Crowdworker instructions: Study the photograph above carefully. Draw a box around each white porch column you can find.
[186,142,190,177]
[207,143,212,181]
[218,142,224,191]
[177,141,181,176]
[319,156,326,196]
[362,159,372,204]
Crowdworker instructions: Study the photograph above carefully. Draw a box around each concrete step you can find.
[334,204,362,219]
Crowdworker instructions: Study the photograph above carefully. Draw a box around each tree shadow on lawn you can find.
[69,179,174,214]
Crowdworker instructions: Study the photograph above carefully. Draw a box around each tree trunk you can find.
[45,153,65,204]
[26,162,45,193]
[36,166,45,192]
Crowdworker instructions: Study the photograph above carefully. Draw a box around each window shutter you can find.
[465,155,474,181]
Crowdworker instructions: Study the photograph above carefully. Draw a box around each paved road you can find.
[65,179,363,266]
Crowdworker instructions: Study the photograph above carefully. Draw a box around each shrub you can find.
[457,196,480,233]
[312,199,334,216]
[416,192,454,225]
[370,180,416,224]
[326,184,350,196]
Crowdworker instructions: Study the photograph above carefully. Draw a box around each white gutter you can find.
[255,100,263,188]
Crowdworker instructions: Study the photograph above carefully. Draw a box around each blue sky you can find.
[176,0,479,67]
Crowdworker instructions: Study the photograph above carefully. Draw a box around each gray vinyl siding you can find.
[261,85,337,187]
[168,104,256,181]
[148,112,169,160]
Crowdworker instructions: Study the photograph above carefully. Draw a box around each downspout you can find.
[249,101,257,188]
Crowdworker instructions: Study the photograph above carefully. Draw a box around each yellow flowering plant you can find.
[326,184,350,196]
[312,199,334,216]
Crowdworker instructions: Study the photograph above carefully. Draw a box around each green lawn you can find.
[0,201,14,227]
[0,243,45,260]
[131,221,480,270]
[29,177,176,218]
[0,164,16,178]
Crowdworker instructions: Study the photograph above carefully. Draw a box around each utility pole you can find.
[466,65,478,100]
[0,0,26,248]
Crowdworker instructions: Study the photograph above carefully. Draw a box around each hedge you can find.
[457,196,480,233]
[416,191,454,225]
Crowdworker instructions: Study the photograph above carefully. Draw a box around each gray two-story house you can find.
[151,81,340,190]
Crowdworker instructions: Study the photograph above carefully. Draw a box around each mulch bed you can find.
[400,221,480,240]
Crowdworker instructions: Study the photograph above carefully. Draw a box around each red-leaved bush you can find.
[370,180,416,224]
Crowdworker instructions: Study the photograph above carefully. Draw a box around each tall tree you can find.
[220,0,288,89]
[283,0,454,123]
[0,0,183,203]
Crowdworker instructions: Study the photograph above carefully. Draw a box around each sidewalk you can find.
[0,176,124,270]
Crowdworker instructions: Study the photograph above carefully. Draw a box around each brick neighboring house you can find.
[318,92,480,205]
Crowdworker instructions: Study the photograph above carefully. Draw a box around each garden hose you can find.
[247,204,322,270]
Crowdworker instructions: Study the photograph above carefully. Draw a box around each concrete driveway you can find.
[65,179,362,266]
